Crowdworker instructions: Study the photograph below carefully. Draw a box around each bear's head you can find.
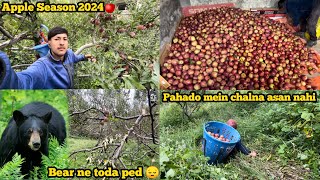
[13,110,52,151]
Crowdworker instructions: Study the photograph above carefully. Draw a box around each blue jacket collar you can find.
[46,50,69,63]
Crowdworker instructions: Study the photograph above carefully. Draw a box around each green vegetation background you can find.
[0,90,69,136]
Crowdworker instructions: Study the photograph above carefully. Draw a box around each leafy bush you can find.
[252,102,320,176]
[160,103,184,127]
[0,154,25,180]
[0,138,69,179]
[160,95,319,179]
[30,138,70,179]
[160,127,239,179]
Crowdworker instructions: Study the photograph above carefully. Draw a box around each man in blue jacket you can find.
[0,26,95,89]
[226,119,257,157]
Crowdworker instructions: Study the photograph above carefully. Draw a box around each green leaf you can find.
[281,126,291,132]
[123,76,145,89]
[160,151,170,166]
[190,168,201,173]
[277,144,286,154]
[314,104,320,111]
[166,169,176,178]
[109,68,126,80]
[297,153,308,160]
[153,61,160,76]
[301,112,314,121]
[151,75,159,87]
[182,151,193,160]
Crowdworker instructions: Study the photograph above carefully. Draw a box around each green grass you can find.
[68,137,97,169]
[68,138,97,152]
[160,102,317,179]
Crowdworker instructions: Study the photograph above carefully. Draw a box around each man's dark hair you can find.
[48,27,68,40]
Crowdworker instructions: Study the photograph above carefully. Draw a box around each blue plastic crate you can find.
[202,121,241,164]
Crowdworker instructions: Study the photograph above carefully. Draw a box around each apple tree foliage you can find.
[0,0,160,89]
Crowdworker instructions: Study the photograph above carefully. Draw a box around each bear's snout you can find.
[32,142,41,149]
[28,131,41,151]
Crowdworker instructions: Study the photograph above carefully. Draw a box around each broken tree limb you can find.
[75,39,106,55]
[70,107,104,116]
[12,14,25,21]
[12,64,31,69]
[114,113,158,120]
[132,131,159,143]
[132,150,156,161]
[111,115,144,167]
[10,47,33,51]
[0,26,13,39]
[0,32,29,49]
[139,138,159,151]
[69,143,120,157]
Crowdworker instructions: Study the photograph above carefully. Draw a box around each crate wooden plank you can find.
[182,3,235,17]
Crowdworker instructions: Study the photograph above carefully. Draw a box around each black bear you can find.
[0,102,66,177]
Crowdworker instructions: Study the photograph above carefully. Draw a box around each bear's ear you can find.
[13,110,27,126]
[42,112,52,124]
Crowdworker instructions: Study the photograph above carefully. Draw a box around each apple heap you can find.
[161,7,320,90]
[207,131,230,142]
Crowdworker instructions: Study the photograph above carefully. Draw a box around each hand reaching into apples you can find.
[85,54,97,63]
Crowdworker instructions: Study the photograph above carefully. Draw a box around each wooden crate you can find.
[250,8,284,15]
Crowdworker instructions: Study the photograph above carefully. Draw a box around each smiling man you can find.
[0,26,94,89]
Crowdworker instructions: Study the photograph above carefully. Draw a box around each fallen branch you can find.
[140,141,159,155]
[75,39,106,55]
[132,131,159,143]
[12,64,31,69]
[111,115,144,167]
[118,158,127,169]
[114,113,158,120]
[132,150,156,161]
[69,143,120,157]
[0,32,29,49]
[12,14,25,21]
[77,74,91,78]
[0,26,13,39]
[70,107,95,116]
[10,47,33,51]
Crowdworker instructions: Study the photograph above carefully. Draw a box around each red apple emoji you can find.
[105,3,116,13]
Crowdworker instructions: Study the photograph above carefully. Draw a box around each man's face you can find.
[48,33,68,59]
